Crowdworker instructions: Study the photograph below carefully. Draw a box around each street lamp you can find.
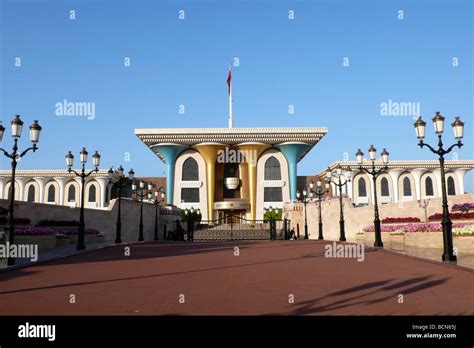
[149,186,166,241]
[66,147,101,250]
[132,180,153,242]
[313,179,329,240]
[356,146,389,248]
[325,164,352,241]
[296,185,312,239]
[108,165,134,244]
[264,206,278,240]
[0,116,42,265]
[414,112,464,263]
[184,206,200,242]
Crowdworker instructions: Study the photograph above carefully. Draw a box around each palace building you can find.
[0,170,113,209]
[135,127,328,221]
[314,160,474,206]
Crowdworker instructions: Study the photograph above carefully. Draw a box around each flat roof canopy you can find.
[135,127,328,162]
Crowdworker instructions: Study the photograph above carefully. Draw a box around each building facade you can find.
[316,160,474,206]
[135,127,328,221]
[0,170,113,209]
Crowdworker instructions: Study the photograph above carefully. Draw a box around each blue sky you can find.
[1,0,473,191]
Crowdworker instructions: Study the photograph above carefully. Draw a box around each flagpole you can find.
[228,65,233,128]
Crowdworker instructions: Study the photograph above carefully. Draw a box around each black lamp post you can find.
[313,180,329,240]
[264,206,277,240]
[0,116,42,266]
[149,186,166,241]
[296,187,312,239]
[184,206,200,242]
[414,112,464,263]
[132,180,153,242]
[356,146,389,248]
[108,165,134,244]
[66,148,101,250]
[325,164,352,242]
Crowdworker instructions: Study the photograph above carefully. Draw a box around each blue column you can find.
[275,143,311,201]
[150,144,187,205]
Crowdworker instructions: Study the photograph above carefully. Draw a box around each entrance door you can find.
[221,210,245,224]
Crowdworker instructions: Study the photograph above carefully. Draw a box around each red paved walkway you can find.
[0,240,472,315]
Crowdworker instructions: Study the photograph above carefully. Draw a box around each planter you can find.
[14,234,56,251]
[69,235,98,244]
[387,233,405,250]
[355,233,366,244]
[404,232,442,249]
[55,234,72,247]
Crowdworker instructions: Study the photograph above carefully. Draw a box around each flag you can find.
[227,66,232,95]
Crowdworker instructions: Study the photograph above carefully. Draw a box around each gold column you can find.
[236,143,270,220]
[193,143,226,221]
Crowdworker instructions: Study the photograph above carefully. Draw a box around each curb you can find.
[376,247,474,273]
[0,242,124,274]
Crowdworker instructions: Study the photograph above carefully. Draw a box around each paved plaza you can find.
[0,240,472,315]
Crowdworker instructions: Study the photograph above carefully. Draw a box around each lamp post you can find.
[414,112,464,263]
[0,116,42,266]
[325,164,352,242]
[132,180,153,242]
[418,199,430,225]
[66,148,101,250]
[184,206,200,242]
[296,187,312,239]
[313,179,329,240]
[264,206,277,240]
[108,165,134,244]
[149,186,166,241]
[356,146,389,248]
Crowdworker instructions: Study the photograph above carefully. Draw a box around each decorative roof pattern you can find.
[134,127,328,146]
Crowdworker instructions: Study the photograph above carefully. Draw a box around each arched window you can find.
[358,177,367,197]
[181,157,199,202]
[264,156,282,202]
[380,177,389,197]
[425,177,434,196]
[88,185,96,202]
[264,156,281,180]
[403,177,412,196]
[27,185,35,202]
[47,185,55,202]
[182,157,199,181]
[447,177,456,195]
[68,185,76,202]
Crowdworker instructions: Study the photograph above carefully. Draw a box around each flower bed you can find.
[363,223,473,233]
[428,212,474,221]
[14,227,56,235]
[13,226,99,235]
[381,217,420,223]
[452,203,474,212]
[37,220,79,227]
[0,216,31,225]
[453,225,474,236]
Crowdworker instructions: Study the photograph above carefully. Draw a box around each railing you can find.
[178,215,290,241]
